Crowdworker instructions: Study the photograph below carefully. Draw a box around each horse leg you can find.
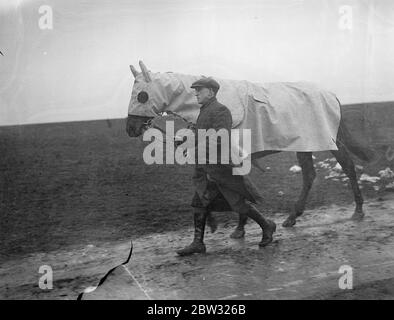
[283,152,316,227]
[206,210,218,233]
[331,144,364,220]
[230,214,248,239]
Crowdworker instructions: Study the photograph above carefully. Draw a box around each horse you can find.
[126,60,374,235]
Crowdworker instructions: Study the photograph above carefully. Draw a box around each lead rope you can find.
[144,110,195,150]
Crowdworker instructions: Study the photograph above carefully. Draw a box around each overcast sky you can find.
[1,0,394,126]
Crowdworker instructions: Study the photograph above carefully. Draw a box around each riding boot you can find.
[230,214,248,239]
[245,204,276,247]
[176,208,207,256]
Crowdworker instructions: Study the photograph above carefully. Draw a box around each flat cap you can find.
[190,77,220,93]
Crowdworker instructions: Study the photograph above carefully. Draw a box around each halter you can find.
[145,110,194,132]
[141,110,195,148]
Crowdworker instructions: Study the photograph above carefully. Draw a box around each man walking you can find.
[176,77,276,256]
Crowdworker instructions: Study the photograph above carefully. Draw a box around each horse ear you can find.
[129,65,139,78]
[139,60,152,82]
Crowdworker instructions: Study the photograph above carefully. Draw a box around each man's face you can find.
[194,87,214,105]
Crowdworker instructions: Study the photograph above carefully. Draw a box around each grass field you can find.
[1,104,393,263]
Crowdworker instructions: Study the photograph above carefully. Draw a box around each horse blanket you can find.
[130,72,342,154]
[240,81,341,153]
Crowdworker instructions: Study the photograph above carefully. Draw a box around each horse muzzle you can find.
[126,115,152,137]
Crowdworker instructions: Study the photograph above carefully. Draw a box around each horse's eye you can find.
[137,91,149,103]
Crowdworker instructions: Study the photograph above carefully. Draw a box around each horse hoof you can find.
[176,242,206,256]
[230,229,245,239]
[351,210,365,221]
[282,217,296,228]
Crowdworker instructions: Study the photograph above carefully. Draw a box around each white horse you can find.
[126,61,373,234]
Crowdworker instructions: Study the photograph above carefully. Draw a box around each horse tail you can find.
[336,98,375,162]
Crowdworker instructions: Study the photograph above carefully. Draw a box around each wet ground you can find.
[1,195,393,300]
[80,194,394,300]
[1,118,393,300]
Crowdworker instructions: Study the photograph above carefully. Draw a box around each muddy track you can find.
[2,195,393,300]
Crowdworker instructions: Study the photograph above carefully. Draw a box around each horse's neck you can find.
[162,73,201,123]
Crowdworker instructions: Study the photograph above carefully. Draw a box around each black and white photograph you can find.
[1,0,394,305]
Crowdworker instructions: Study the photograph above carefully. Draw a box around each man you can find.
[176,77,276,256]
